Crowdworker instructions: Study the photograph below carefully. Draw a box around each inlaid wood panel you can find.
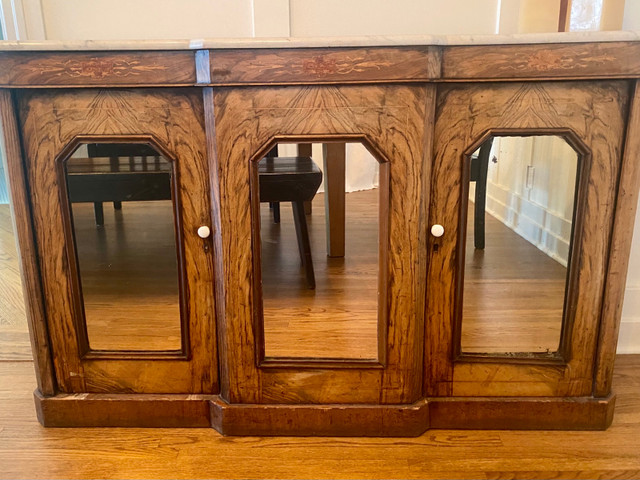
[442,42,640,80]
[426,81,629,397]
[209,46,440,85]
[0,51,196,87]
[17,89,218,394]
[211,84,434,404]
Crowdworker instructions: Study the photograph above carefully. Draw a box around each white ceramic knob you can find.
[197,226,211,239]
[431,224,445,238]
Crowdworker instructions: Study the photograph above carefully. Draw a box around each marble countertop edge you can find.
[0,31,639,51]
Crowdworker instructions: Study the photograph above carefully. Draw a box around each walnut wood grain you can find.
[0,51,196,87]
[428,394,615,430]
[35,391,213,427]
[442,42,640,80]
[17,88,218,394]
[209,46,441,85]
[0,90,56,396]
[211,397,430,436]
[594,80,640,397]
[212,84,434,404]
[427,81,629,397]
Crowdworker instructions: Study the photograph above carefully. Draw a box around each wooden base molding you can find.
[34,391,615,434]
[428,395,616,431]
[210,398,430,437]
[34,391,213,428]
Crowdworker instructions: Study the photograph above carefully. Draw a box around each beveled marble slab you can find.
[0,31,638,51]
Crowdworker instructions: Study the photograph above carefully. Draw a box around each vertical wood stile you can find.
[0,90,56,396]
[594,80,640,397]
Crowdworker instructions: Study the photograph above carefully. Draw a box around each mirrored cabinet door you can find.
[18,89,218,394]
[254,142,387,363]
[460,135,580,355]
[64,142,183,353]
[427,81,628,397]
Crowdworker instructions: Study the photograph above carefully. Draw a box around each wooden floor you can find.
[461,201,567,353]
[261,190,379,359]
[1,204,640,478]
[0,360,638,479]
[71,200,182,351]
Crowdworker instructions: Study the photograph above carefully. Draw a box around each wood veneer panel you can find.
[0,90,56,395]
[427,81,629,397]
[595,80,640,397]
[35,391,212,427]
[442,42,640,80]
[0,51,196,87]
[209,46,440,85]
[211,398,430,436]
[212,84,434,404]
[17,88,218,394]
[429,395,615,430]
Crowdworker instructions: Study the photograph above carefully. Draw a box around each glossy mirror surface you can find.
[64,143,182,352]
[460,135,579,355]
[257,142,385,361]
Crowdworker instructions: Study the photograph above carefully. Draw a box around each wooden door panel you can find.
[18,89,218,394]
[212,84,434,404]
[426,81,629,397]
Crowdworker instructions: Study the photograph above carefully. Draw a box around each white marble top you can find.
[0,31,639,51]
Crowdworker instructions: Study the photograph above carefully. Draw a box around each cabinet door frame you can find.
[19,88,219,394]
[425,81,630,398]
[211,84,434,405]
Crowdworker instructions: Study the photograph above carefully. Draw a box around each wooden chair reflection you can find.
[66,143,323,289]
[66,143,167,227]
[469,137,495,250]
[258,154,323,289]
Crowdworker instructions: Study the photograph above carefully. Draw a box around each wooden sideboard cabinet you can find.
[1,34,639,435]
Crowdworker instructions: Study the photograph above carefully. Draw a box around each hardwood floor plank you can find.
[0,357,639,479]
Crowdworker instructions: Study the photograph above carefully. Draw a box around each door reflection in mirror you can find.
[64,143,183,352]
[460,135,580,355]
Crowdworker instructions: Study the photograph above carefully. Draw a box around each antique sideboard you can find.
[1,32,639,435]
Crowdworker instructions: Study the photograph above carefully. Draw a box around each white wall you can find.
[40,0,254,40]
[618,1,640,353]
[289,0,499,36]
[481,136,577,267]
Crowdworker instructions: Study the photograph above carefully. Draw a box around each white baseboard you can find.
[484,183,572,267]
[483,183,640,353]
[619,286,640,353]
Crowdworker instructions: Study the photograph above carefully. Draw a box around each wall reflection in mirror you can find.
[257,142,385,361]
[64,143,183,352]
[460,135,579,354]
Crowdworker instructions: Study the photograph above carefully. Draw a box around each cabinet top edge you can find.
[1,31,640,52]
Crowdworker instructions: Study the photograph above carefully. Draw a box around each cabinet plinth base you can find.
[34,391,616,434]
